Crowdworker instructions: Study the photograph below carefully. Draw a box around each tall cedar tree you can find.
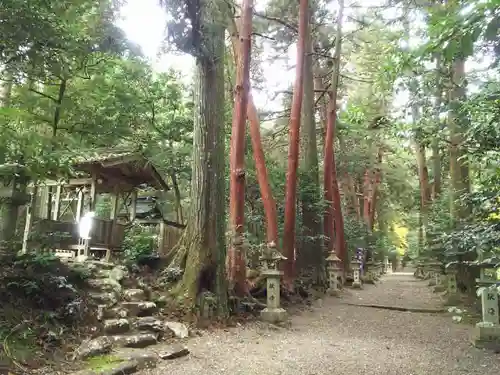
[228,17,280,253]
[323,0,347,266]
[227,0,253,295]
[282,0,308,289]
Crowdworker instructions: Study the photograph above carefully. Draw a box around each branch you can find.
[252,32,276,41]
[340,74,373,83]
[28,87,57,102]
[253,11,298,33]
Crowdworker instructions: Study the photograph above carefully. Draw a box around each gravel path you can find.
[141,272,499,375]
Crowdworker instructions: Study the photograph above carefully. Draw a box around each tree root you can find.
[342,302,446,314]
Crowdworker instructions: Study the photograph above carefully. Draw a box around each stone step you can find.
[123,289,147,302]
[120,301,157,317]
[112,332,159,349]
[131,317,189,339]
[104,318,131,334]
[89,292,119,307]
[132,316,166,333]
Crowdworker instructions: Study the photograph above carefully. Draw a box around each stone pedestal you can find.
[326,253,342,297]
[472,324,500,349]
[351,259,362,289]
[260,269,287,323]
[387,262,393,273]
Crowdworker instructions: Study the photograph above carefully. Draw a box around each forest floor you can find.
[138,271,499,375]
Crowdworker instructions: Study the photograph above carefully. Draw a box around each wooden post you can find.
[21,186,38,254]
[87,175,97,212]
[75,188,84,222]
[52,184,62,220]
[158,220,166,253]
[107,188,120,261]
[110,189,119,221]
[129,190,137,222]
[39,186,49,219]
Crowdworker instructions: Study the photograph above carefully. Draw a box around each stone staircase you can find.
[71,261,189,374]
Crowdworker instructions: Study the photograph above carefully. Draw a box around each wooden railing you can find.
[29,217,126,250]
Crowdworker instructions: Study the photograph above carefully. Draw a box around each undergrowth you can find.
[0,252,98,372]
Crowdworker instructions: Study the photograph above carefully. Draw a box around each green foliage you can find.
[122,224,157,262]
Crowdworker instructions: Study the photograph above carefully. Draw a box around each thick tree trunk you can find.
[449,59,470,224]
[169,4,228,315]
[228,17,279,249]
[414,140,430,250]
[298,4,324,284]
[432,54,443,199]
[282,0,308,288]
[0,67,20,247]
[368,149,383,231]
[362,169,371,227]
[323,0,346,266]
[404,13,430,250]
[314,67,328,149]
[227,0,253,295]
[338,135,360,219]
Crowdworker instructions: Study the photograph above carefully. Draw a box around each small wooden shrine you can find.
[22,150,169,260]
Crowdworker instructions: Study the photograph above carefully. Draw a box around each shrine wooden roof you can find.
[72,150,169,192]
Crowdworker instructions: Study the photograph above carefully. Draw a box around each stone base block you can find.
[428,279,436,286]
[351,281,362,289]
[260,308,287,323]
[326,288,341,297]
[471,324,500,350]
[433,285,445,293]
[361,276,375,285]
[444,294,462,306]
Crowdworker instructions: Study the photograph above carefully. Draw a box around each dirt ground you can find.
[139,271,499,375]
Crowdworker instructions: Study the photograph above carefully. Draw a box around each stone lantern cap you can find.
[259,249,287,262]
[350,258,362,265]
[326,253,341,263]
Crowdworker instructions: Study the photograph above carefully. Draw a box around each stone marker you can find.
[472,261,500,348]
[326,253,342,296]
[259,243,287,323]
[351,258,362,289]
[447,272,458,295]
[383,256,388,274]
[364,261,375,284]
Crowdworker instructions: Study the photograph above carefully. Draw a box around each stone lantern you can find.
[259,243,287,323]
[472,257,500,348]
[350,258,362,289]
[326,253,342,296]
[383,256,389,274]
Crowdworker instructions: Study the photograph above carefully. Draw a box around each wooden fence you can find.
[158,225,183,256]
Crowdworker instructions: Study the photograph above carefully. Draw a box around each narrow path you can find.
[141,272,498,375]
